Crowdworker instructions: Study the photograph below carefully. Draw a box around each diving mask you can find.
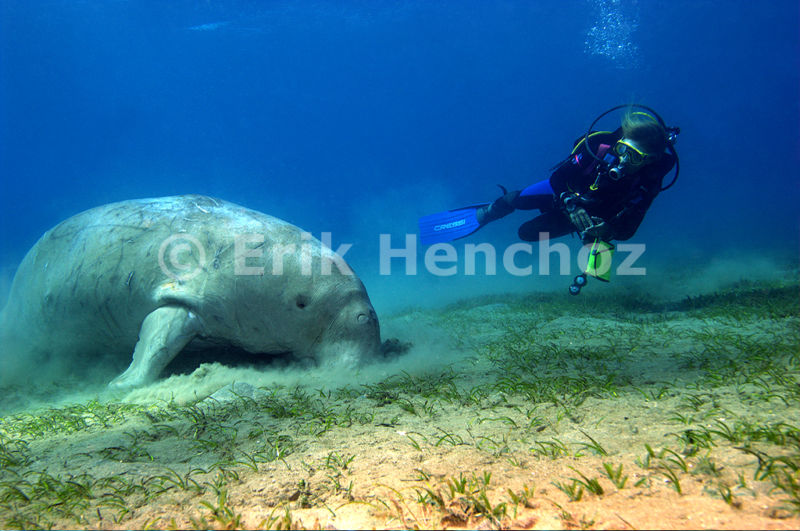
[613,140,650,167]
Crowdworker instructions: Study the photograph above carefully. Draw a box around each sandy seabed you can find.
[0,275,798,530]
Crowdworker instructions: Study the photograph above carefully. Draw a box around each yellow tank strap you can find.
[571,131,614,155]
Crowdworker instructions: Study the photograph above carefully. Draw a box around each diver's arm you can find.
[607,153,675,239]
[604,188,657,241]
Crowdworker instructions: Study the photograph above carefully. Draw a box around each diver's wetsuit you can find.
[506,130,676,242]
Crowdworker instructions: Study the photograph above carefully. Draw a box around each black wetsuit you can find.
[510,129,676,242]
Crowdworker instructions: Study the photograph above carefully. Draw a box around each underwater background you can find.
[0,1,799,529]
[1,0,798,312]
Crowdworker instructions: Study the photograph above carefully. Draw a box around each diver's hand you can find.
[580,218,614,242]
[568,206,594,233]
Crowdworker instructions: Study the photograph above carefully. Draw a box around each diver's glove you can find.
[570,209,614,241]
[560,192,615,242]
[581,219,615,242]
[476,186,519,225]
[561,193,593,232]
[568,206,594,234]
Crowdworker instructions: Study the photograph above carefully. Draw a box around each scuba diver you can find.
[418,104,680,294]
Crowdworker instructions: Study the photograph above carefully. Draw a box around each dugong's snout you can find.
[313,299,381,368]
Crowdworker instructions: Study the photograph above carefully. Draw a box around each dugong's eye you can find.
[296,295,309,309]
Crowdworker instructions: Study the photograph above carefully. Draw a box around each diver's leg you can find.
[516,180,556,211]
[518,212,573,242]
[514,193,554,211]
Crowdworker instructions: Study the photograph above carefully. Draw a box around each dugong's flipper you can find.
[109,306,201,390]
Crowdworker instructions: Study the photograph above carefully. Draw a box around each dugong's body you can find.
[0,195,380,388]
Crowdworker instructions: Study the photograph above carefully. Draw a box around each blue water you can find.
[1,0,798,309]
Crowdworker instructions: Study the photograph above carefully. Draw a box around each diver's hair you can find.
[621,109,668,157]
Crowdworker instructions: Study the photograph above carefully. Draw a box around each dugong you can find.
[0,195,380,389]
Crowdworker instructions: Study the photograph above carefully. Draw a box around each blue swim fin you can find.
[418,203,490,245]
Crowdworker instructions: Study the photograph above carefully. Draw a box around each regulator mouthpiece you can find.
[608,164,625,181]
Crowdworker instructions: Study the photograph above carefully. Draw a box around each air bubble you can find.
[584,0,641,69]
